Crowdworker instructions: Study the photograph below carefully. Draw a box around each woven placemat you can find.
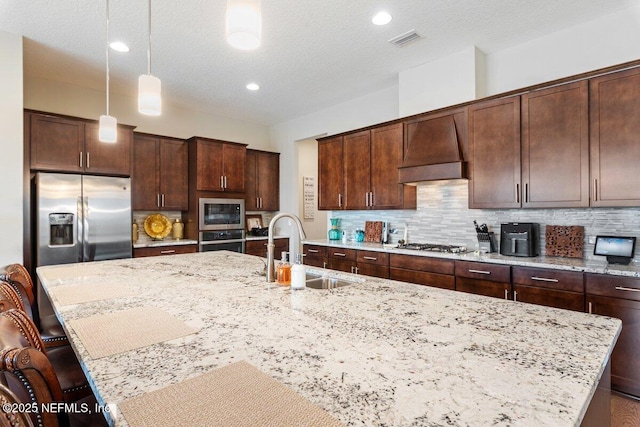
[120,360,345,427]
[49,283,136,306]
[39,264,110,281]
[69,307,197,359]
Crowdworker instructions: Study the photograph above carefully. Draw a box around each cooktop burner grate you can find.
[397,243,467,253]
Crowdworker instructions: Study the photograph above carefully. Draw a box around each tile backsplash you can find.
[331,180,640,264]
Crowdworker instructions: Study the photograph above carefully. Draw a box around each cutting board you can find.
[364,221,383,243]
[545,225,584,258]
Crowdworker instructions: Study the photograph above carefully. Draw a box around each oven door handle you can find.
[200,239,246,245]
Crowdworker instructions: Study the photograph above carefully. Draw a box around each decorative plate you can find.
[143,214,172,240]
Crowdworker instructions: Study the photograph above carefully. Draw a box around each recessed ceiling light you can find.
[109,41,130,52]
[372,11,392,26]
[246,83,260,91]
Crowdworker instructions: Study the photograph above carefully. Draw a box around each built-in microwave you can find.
[198,198,245,231]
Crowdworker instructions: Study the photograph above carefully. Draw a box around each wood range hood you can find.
[398,113,468,183]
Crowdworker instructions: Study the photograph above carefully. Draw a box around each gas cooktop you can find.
[396,243,468,254]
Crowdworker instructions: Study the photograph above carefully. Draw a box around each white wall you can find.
[485,5,640,95]
[25,76,272,149]
[0,31,24,265]
[297,139,326,240]
[399,46,486,117]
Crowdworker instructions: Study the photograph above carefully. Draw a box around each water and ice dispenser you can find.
[49,213,74,246]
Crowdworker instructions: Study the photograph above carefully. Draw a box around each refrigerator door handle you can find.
[76,196,84,263]
[82,196,91,262]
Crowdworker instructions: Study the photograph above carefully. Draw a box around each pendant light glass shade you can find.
[138,74,161,116]
[138,0,162,116]
[99,114,118,143]
[226,0,262,50]
[99,0,117,143]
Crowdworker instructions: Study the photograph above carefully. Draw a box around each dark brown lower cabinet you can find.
[246,239,289,258]
[327,248,357,273]
[390,254,455,290]
[586,273,640,398]
[133,244,197,258]
[302,244,327,268]
[512,266,584,312]
[455,261,511,299]
[356,250,389,279]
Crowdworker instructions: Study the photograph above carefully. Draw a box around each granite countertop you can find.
[305,239,640,278]
[37,252,620,426]
[133,239,198,249]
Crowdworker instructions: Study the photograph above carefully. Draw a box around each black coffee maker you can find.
[500,223,539,257]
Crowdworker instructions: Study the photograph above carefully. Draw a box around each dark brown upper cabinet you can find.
[188,137,247,193]
[468,96,521,209]
[132,133,188,211]
[521,81,589,208]
[318,135,344,210]
[29,111,133,176]
[245,149,280,211]
[589,67,640,207]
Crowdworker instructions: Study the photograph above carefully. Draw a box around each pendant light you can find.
[138,0,161,115]
[99,0,117,143]
[226,0,262,50]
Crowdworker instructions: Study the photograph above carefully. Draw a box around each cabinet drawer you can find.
[513,284,584,312]
[455,261,510,283]
[389,268,455,290]
[328,248,356,261]
[357,250,389,265]
[303,244,327,259]
[134,244,197,258]
[389,254,454,275]
[586,273,640,301]
[456,277,511,299]
[357,263,389,279]
[512,267,583,292]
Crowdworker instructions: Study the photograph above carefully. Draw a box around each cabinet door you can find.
[588,294,640,397]
[30,113,84,173]
[513,285,584,312]
[522,81,589,208]
[159,139,188,210]
[245,239,268,257]
[132,134,159,210]
[257,152,279,211]
[318,136,344,210]
[343,130,371,210]
[84,124,132,175]
[245,150,259,210]
[371,123,405,209]
[222,143,246,192]
[590,68,640,206]
[196,140,224,191]
[456,277,511,300]
[468,96,521,208]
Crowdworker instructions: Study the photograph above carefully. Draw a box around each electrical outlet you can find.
[588,236,596,244]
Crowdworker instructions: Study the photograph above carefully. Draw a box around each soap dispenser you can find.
[291,253,306,290]
[277,251,291,286]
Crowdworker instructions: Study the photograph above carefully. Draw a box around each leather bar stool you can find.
[1,264,68,348]
[0,309,91,403]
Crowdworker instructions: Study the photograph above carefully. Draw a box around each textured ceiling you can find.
[0,0,633,125]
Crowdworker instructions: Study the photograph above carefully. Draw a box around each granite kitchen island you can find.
[37,251,621,426]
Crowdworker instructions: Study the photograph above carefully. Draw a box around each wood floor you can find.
[611,393,640,427]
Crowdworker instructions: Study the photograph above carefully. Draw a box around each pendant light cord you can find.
[147,0,152,75]
[105,0,110,116]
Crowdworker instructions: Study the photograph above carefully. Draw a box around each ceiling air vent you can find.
[388,30,422,47]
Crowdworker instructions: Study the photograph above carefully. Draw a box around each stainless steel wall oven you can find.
[198,198,245,252]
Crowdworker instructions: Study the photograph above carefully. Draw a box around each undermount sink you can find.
[305,272,354,289]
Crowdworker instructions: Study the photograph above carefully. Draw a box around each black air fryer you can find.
[500,223,539,257]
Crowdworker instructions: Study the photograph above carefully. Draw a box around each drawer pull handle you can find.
[469,269,491,275]
[334,252,347,257]
[513,290,518,302]
[363,256,377,261]
[615,286,640,293]
[160,250,176,254]
[531,276,559,283]
[308,249,319,253]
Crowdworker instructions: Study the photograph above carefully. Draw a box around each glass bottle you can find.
[172,218,184,240]
[328,218,341,240]
[277,251,291,286]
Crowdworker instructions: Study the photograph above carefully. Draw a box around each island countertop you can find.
[37,252,620,426]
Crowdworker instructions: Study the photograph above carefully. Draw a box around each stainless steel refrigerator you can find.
[35,172,132,266]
